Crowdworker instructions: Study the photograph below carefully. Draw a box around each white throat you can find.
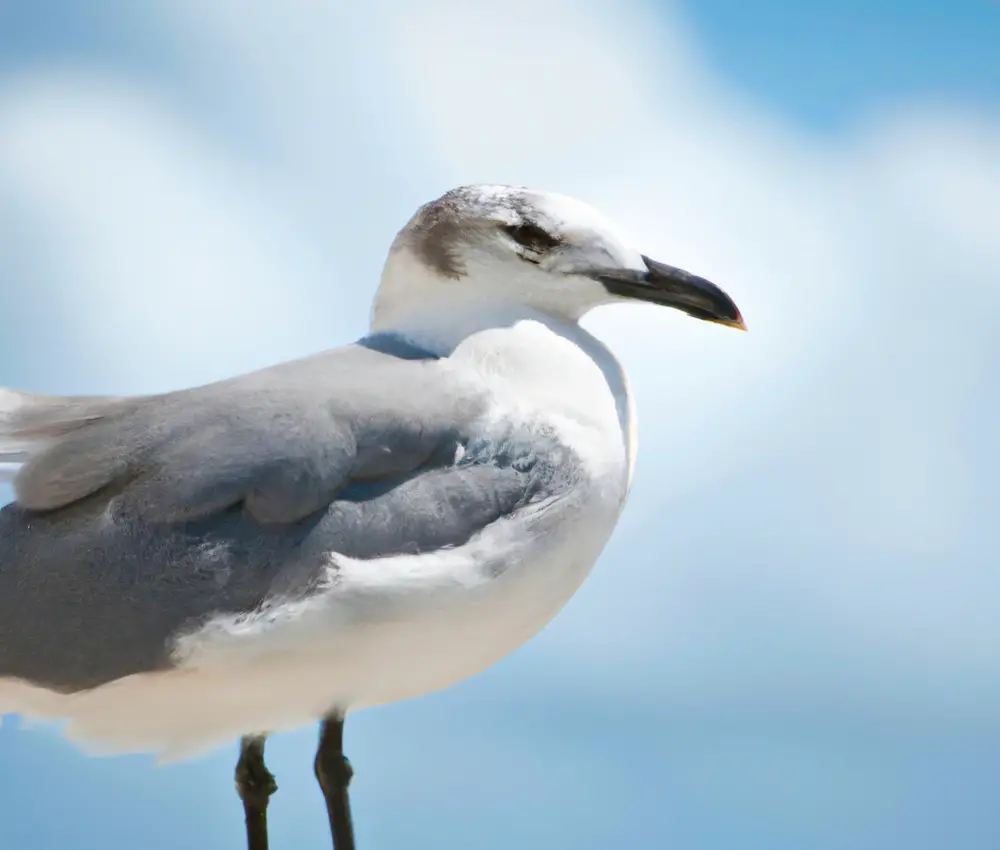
[371,296,570,358]
[370,251,639,495]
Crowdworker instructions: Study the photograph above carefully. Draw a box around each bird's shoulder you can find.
[1,334,494,524]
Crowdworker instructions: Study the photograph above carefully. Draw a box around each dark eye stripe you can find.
[504,222,561,253]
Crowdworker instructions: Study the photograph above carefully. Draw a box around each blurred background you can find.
[1,1,998,848]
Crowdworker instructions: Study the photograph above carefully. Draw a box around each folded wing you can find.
[0,336,575,692]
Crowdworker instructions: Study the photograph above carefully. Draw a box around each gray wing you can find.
[0,334,578,692]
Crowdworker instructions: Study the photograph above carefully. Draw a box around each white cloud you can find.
[0,71,338,392]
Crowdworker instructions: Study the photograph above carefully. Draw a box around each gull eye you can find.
[504,222,561,254]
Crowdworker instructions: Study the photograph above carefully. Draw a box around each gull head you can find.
[373,184,745,332]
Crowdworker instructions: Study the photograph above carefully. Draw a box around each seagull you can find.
[0,184,744,849]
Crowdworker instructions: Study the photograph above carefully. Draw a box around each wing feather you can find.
[0,337,578,692]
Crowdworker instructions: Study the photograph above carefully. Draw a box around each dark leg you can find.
[235,735,278,850]
[315,715,356,850]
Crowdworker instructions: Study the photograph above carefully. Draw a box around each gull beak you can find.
[597,255,746,331]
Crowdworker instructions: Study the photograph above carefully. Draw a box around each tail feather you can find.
[0,387,126,499]
[1,388,122,449]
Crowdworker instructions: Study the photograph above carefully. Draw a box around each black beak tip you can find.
[715,306,747,332]
[684,305,747,331]
[639,254,747,332]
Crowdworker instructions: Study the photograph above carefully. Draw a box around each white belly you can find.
[0,463,625,762]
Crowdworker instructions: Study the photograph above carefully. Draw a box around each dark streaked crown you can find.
[402,185,560,279]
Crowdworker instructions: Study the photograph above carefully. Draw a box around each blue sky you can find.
[679,0,1000,130]
[1,2,999,849]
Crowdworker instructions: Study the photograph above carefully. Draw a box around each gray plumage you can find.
[0,333,579,693]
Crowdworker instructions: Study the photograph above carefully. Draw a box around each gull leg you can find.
[235,735,278,850]
[315,715,356,850]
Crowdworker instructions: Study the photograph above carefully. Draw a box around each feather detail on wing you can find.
[0,387,129,493]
